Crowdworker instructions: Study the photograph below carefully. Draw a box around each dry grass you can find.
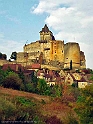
[0,86,50,102]
[0,86,78,123]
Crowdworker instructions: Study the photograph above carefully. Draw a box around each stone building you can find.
[17,24,86,70]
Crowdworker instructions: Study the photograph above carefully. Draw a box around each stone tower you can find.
[64,42,80,69]
[39,24,55,42]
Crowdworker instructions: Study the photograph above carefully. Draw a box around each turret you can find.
[39,24,55,42]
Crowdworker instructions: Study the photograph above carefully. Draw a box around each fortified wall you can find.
[17,24,86,70]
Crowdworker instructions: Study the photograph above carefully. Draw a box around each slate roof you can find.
[40,24,50,33]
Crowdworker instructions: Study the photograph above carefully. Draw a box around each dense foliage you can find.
[75,84,93,124]
[0,95,45,123]
[1,66,93,123]
[0,52,7,60]
[2,72,22,90]
[10,51,17,60]
[0,67,63,97]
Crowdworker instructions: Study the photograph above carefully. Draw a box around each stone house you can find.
[65,73,88,88]
[65,73,75,85]
[77,77,88,88]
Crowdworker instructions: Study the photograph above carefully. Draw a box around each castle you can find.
[17,24,86,70]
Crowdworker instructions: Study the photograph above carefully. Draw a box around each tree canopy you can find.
[75,84,93,124]
[0,52,7,60]
[10,52,17,60]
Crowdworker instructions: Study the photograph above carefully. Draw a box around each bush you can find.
[25,83,35,92]
[2,72,22,90]
[75,84,93,124]
[45,116,62,124]
[0,97,16,120]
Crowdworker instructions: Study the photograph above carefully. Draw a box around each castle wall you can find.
[24,41,41,53]
[80,51,86,69]
[0,60,10,66]
[64,42,80,69]
[50,40,64,62]
[17,52,28,63]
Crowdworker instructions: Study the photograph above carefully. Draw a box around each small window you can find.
[82,83,84,85]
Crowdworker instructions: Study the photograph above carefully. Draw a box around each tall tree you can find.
[10,52,17,60]
[0,52,2,59]
[75,84,93,124]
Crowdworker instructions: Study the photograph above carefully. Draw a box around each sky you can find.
[0,0,93,69]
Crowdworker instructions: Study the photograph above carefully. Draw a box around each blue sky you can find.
[0,0,93,69]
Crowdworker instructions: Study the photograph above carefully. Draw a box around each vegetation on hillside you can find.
[0,67,63,98]
[75,84,93,124]
[0,66,93,123]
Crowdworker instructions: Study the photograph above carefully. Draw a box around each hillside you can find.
[0,86,49,102]
[0,86,78,123]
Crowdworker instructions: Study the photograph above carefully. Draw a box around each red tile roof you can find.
[2,64,24,72]
[31,64,41,69]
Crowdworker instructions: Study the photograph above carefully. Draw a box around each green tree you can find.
[37,79,48,95]
[75,84,93,124]
[51,85,62,97]
[0,52,7,60]
[10,51,17,60]
[0,68,5,85]
[0,97,16,120]
[2,54,7,60]
[0,52,2,59]
[2,72,22,90]
[31,72,38,93]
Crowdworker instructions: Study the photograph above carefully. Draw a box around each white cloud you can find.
[32,0,93,69]
[0,33,25,59]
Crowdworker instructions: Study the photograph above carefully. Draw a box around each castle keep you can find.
[17,24,86,69]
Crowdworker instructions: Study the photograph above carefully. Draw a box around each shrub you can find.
[2,72,22,90]
[45,116,62,124]
[0,97,16,120]
[63,113,78,124]
[75,84,93,124]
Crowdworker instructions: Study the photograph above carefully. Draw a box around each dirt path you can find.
[0,86,50,102]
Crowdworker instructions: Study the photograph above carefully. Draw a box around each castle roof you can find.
[40,24,52,33]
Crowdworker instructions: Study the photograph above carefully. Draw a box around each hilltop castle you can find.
[17,24,86,70]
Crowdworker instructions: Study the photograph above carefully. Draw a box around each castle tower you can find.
[39,24,55,42]
[80,51,86,69]
[64,42,80,69]
[50,40,64,63]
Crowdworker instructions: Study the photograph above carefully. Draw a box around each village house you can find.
[2,63,24,72]
[65,73,88,88]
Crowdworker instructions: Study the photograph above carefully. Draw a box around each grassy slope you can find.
[0,86,49,102]
[0,86,77,123]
